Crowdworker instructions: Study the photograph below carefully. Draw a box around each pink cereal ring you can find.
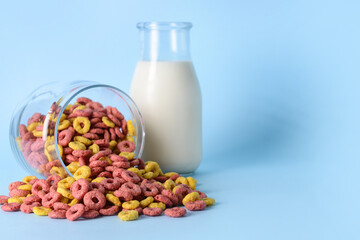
[93,139,109,147]
[58,129,74,146]
[105,166,119,172]
[114,127,124,139]
[79,157,88,166]
[91,111,106,118]
[82,133,99,140]
[117,141,135,153]
[89,128,104,134]
[112,168,125,178]
[1,202,21,212]
[113,189,133,201]
[48,209,67,219]
[112,161,130,169]
[121,119,127,134]
[69,104,80,113]
[9,189,30,198]
[184,200,206,211]
[97,171,112,178]
[73,108,92,117]
[122,207,143,215]
[170,174,181,181]
[77,97,92,104]
[72,150,92,157]
[89,160,109,168]
[109,154,128,162]
[161,189,179,205]
[93,122,108,129]
[111,107,124,120]
[109,128,117,141]
[90,118,101,124]
[121,170,141,184]
[100,178,121,191]
[19,124,28,138]
[66,203,85,221]
[164,207,187,218]
[63,147,73,155]
[121,182,142,196]
[65,154,79,164]
[82,209,99,219]
[20,202,41,214]
[27,112,42,125]
[42,191,62,208]
[99,205,119,216]
[23,194,42,204]
[107,114,121,126]
[46,174,62,187]
[31,179,50,198]
[70,178,90,200]
[154,176,168,183]
[130,159,140,167]
[140,183,159,197]
[143,207,163,216]
[90,167,105,178]
[30,140,44,152]
[54,202,70,211]
[154,194,173,207]
[8,181,25,191]
[89,149,112,162]
[0,195,10,205]
[83,191,106,210]
[89,182,105,194]
[195,191,207,198]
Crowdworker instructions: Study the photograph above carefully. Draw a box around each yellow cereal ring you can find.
[8,197,25,204]
[164,172,178,178]
[118,210,138,221]
[33,206,52,216]
[99,156,112,165]
[22,176,37,184]
[68,198,79,207]
[126,168,142,177]
[175,177,188,185]
[105,190,114,195]
[50,167,68,179]
[164,179,176,190]
[16,136,23,151]
[74,136,92,146]
[142,172,155,179]
[122,200,140,210]
[60,114,67,121]
[68,141,87,150]
[186,177,197,190]
[73,117,91,134]
[58,120,71,131]
[172,186,181,194]
[145,161,161,177]
[102,116,115,128]
[139,169,146,175]
[182,192,200,205]
[202,198,215,206]
[127,120,135,137]
[109,140,117,150]
[91,177,106,183]
[148,202,166,210]
[27,122,40,132]
[32,130,43,138]
[73,166,91,180]
[73,105,87,112]
[57,187,74,199]
[119,152,135,160]
[106,194,121,207]
[58,177,75,189]
[140,197,154,208]
[18,184,32,191]
[60,196,70,204]
[125,135,134,143]
[44,149,53,162]
[65,104,72,111]
[88,144,100,155]
[67,162,80,174]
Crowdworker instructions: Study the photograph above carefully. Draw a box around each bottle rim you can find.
[137,22,192,30]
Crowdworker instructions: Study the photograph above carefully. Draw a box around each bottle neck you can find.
[138,22,192,61]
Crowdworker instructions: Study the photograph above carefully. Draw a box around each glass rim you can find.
[137,22,192,30]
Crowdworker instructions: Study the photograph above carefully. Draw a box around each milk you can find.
[130,61,202,173]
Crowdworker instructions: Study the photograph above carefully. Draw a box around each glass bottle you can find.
[130,22,202,173]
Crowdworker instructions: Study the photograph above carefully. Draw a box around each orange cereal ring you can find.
[143,207,163,216]
[48,209,67,219]
[66,203,85,221]
[184,200,206,211]
[1,202,21,212]
[70,178,90,200]
[83,191,106,210]
[164,207,187,218]
[99,205,119,216]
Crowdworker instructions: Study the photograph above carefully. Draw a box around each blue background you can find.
[0,0,359,239]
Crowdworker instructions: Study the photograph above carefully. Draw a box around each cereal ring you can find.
[195,191,207,199]
[121,170,141,183]
[114,127,124,139]
[8,181,25,191]
[82,209,99,219]
[184,200,206,211]
[89,160,109,168]
[154,176,168,183]
[111,107,124,120]
[91,177,106,183]
[86,101,104,110]
[66,203,85,221]
[20,202,41,214]
[31,179,50,198]
[46,174,61,187]
[22,176,37,184]
[106,194,121,207]
[98,171,112,178]
[68,198,79,207]
[113,189,133,202]
[143,207,163,216]
[141,183,159,197]
[148,202,166,210]
[58,129,74,146]
[79,157,88,166]
[77,97,92,104]
[0,196,10,205]
[121,119,127,134]
[30,140,44,152]
[7,197,25,204]
[70,178,90,200]
[117,141,135,153]
[33,206,52,216]
[73,117,91,134]
[164,179,176,190]
[89,182,106,193]
[73,166,92,180]
[182,192,200,205]
[58,120,71,131]
[169,174,181,181]
[112,161,131,169]
[1,202,21,212]
[161,189,179,205]
[9,189,29,198]
[109,154,128,162]
[99,205,119,216]
[89,149,112,162]
[69,141,87,150]
[122,200,140,210]
[104,129,110,143]
[164,207,187,218]
[48,210,67,219]
[100,178,121,191]
[154,194,173,207]
[107,113,121,126]
[73,108,92,117]
[120,182,142,197]
[202,198,215,206]
[74,136,92,145]
[118,210,138,221]
[89,128,104,134]
[27,112,42,125]
[72,149,92,157]
[82,133,99,140]
[58,177,76,189]
[23,194,41,204]
[93,139,109,148]
[42,191,62,208]
[173,184,193,202]
[57,187,74,199]
[93,122,108,129]
[101,116,115,128]
[54,202,70,211]
[83,191,106,210]
[127,120,135,137]
[122,207,143,215]
[19,124,28,138]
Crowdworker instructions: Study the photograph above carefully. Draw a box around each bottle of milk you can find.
[130,22,202,173]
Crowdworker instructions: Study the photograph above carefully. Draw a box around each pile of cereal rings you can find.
[0,97,215,221]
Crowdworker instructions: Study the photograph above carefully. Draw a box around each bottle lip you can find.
[137,22,192,30]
